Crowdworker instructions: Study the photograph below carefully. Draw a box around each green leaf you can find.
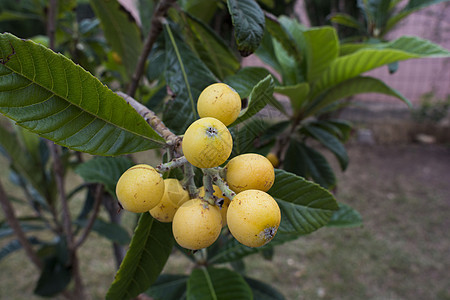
[231,118,270,156]
[265,15,302,64]
[269,169,338,237]
[227,0,265,56]
[306,76,410,116]
[183,13,240,80]
[90,0,142,79]
[244,277,285,300]
[162,22,217,134]
[0,10,41,22]
[312,36,450,98]
[106,213,174,300]
[0,124,50,202]
[208,237,262,264]
[75,156,133,196]
[232,75,275,125]
[0,221,46,239]
[146,274,188,300]
[327,203,363,228]
[303,26,339,82]
[187,267,252,300]
[230,259,246,274]
[385,0,449,35]
[303,124,349,170]
[181,0,219,23]
[284,140,336,189]
[147,37,166,82]
[224,67,275,99]
[138,0,155,37]
[274,83,309,110]
[260,247,274,261]
[34,240,72,297]
[0,33,165,155]
[330,13,365,30]
[255,29,283,74]
[75,218,131,245]
[339,43,376,56]
[311,119,353,142]
[278,15,307,53]
[272,38,303,85]
[0,237,41,261]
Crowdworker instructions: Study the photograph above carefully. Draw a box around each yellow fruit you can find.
[225,153,275,193]
[172,198,222,250]
[266,152,279,168]
[112,51,122,64]
[149,179,190,222]
[197,83,242,126]
[182,117,233,168]
[227,190,281,248]
[198,185,231,227]
[116,164,164,213]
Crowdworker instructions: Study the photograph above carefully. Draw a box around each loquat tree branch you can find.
[46,0,57,50]
[203,168,236,200]
[116,91,183,153]
[0,179,43,269]
[156,156,188,173]
[201,171,216,205]
[127,0,177,97]
[74,184,103,249]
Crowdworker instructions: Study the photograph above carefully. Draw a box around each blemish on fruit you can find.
[261,226,277,242]
[206,126,218,137]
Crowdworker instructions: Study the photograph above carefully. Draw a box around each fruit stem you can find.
[201,171,216,206]
[183,163,198,199]
[156,156,188,173]
[203,168,236,200]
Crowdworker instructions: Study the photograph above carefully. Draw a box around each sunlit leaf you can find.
[306,76,410,116]
[312,36,450,98]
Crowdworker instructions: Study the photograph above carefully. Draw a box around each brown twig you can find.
[127,0,177,97]
[0,179,43,269]
[116,91,182,153]
[74,184,103,249]
[47,141,86,299]
[47,0,58,50]
[47,142,74,250]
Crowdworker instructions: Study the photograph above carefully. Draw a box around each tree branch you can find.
[47,0,58,50]
[0,179,42,269]
[47,142,74,249]
[127,0,177,97]
[116,91,182,152]
[74,184,103,249]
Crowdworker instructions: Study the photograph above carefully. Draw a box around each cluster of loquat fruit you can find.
[116,83,281,250]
